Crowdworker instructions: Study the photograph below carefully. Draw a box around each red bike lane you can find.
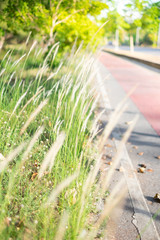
[99,51,160,136]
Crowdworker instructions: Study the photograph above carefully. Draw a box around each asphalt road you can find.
[106,45,160,56]
[96,51,160,240]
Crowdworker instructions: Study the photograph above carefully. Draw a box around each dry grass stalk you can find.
[86,180,127,240]
[25,31,32,46]
[19,88,44,116]
[68,79,91,130]
[50,44,60,67]
[0,142,27,173]
[76,155,102,232]
[97,77,138,153]
[81,94,99,132]
[45,173,78,206]
[54,211,69,240]
[46,61,63,81]
[1,50,11,64]
[20,99,48,135]
[38,132,65,179]
[10,90,28,119]
[98,103,128,153]
[0,68,5,77]
[101,115,138,193]
[90,109,105,137]
[43,42,59,66]
[12,54,26,67]
[27,40,37,57]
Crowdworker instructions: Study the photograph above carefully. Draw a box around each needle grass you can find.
[0,40,135,240]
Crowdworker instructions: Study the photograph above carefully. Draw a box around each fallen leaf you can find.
[133,146,138,149]
[139,164,146,168]
[107,161,112,165]
[154,193,160,202]
[138,167,145,173]
[138,152,144,156]
[147,169,154,172]
[119,166,124,172]
[31,172,38,181]
[105,144,112,148]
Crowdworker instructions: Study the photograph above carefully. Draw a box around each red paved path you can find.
[99,52,160,135]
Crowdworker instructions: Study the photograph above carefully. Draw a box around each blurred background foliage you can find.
[0,0,108,60]
[0,0,160,63]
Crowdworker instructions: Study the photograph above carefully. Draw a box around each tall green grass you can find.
[0,41,128,240]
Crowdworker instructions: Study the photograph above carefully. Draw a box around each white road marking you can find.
[96,68,160,240]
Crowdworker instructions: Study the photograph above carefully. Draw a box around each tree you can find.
[102,0,129,48]
[0,0,108,57]
[123,0,145,51]
[1,0,107,40]
[141,1,160,46]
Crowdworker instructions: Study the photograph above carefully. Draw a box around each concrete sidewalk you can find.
[103,48,160,69]
[96,52,160,240]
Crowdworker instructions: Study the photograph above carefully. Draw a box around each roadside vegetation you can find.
[0,40,99,239]
[0,38,129,240]
[1,0,158,239]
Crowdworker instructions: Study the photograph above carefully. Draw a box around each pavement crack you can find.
[131,208,142,240]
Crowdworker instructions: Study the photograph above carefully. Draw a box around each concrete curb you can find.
[102,48,160,70]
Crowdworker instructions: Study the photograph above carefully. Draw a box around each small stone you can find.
[154,193,160,202]
[156,156,160,159]
[138,152,144,156]
[138,167,145,173]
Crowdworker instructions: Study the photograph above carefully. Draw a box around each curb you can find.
[102,48,160,70]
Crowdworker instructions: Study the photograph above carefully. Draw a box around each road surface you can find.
[106,45,160,56]
[96,51,160,240]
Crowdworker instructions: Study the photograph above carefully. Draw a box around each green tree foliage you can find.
[141,1,160,45]
[0,0,108,60]
[0,0,107,41]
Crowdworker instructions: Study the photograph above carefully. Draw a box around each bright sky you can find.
[111,0,159,20]
[117,0,159,14]
[97,0,159,20]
